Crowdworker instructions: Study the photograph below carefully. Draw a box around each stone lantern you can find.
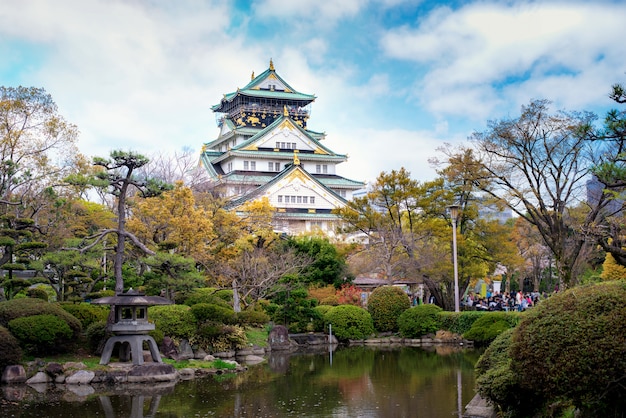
[91,289,172,366]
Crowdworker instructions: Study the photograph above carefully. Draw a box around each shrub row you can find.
[476,280,626,417]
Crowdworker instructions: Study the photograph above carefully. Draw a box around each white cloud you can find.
[380,1,626,121]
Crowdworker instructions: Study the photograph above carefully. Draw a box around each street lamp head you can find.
[448,204,460,219]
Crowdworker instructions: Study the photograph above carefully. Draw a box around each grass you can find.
[244,326,269,348]
[161,358,237,370]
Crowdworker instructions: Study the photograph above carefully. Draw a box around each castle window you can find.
[243,161,249,170]
[316,164,321,173]
[303,196,308,204]
[291,196,296,203]
[250,161,256,170]
[297,196,302,203]
[268,162,274,171]
[278,195,283,203]
[310,196,315,204]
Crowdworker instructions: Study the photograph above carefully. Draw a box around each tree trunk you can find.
[232,279,241,313]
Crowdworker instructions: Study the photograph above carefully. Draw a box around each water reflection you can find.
[0,346,481,418]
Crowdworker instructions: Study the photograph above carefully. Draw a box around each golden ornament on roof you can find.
[269,59,275,71]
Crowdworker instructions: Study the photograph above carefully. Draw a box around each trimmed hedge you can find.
[148,305,197,340]
[475,328,539,418]
[61,302,110,328]
[367,286,410,332]
[8,314,73,355]
[0,325,23,370]
[184,288,233,307]
[510,281,626,416]
[0,298,82,337]
[462,312,521,345]
[324,305,374,341]
[397,304,442,338]
[236,309,270,326]
[190,303,237,325]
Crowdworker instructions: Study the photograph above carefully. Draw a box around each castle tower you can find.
[201,60,364,235]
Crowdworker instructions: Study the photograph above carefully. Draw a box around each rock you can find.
[176,339,194,360]
[178,368,196,380]
[65,370,95,385]
[194,347,208,360]
[161,336,178,359]
[127,364,177,383]
[62,362,86,371]
[26,372,51,384]
[203,354,216,362]
[240,355,265,365]
[268,325,294,351]
[54,374,66,384]
[45,362,64,377]
[213,350,236,358]
[1,365,27,384]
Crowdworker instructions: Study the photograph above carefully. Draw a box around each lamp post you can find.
[449,205,460,312]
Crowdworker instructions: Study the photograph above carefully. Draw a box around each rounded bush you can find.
[510,281,626,415]
[61,302,110,328]
[463,312,520,345]
[184,288,233,307]
[324,305,374,341]
[0,298,82,337]
[367,286,410,332]
[236,309,270,326]
[439,311,487,335]
[475,328,540,418]
[397,304,442,338]
[0,325,23,370]
[85,320,108,354]
[8,314,73,354]
[148,305,197,340]
[190,303,237,325]
[26,287,49,301]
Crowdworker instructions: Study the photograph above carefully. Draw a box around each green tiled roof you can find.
[212,64,315,111]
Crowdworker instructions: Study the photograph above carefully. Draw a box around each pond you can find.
[0,345,482,418]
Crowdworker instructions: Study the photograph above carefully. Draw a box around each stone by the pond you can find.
[62,362,86,371]
[26,372,51,384]
[194,347,208,359]
[65,370,95,385]
[45,362,64,377]
[178,368,196,380]
[127,363,177,383]
[161,336,178,359]
[1,365,27,384]
[240,355,265,365]
[213,350,236,358]
[203,354,216,362]
[268,325,296,351]
[176,339,194,360]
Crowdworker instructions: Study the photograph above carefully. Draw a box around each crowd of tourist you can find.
[463,290,543,311]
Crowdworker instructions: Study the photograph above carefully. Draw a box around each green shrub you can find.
[314,304,333,317]
[0,298,82,337]
[463,312,520,345]
[86,289,115,300]
[148,305,197,340]
[61,302,110,328]
[439,311,487,335]
[324,305,374,341]
[367,286,410,332]
[184,288,233,307]
[197,323,247,353]
[0,325,23,370]
[510,281,626,416]
[8,314,73,354]
[475,328,540,418]
[26,287,49,301]
[85,320,108,353]
[397,304,442,338]
[236,309,270,326]
[190,303,237,324]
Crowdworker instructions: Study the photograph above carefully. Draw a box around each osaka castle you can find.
[200,59,364,235]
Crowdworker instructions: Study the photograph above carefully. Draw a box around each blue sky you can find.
[1,0,625,184]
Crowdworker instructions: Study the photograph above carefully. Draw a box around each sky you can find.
[1,0,625,185]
